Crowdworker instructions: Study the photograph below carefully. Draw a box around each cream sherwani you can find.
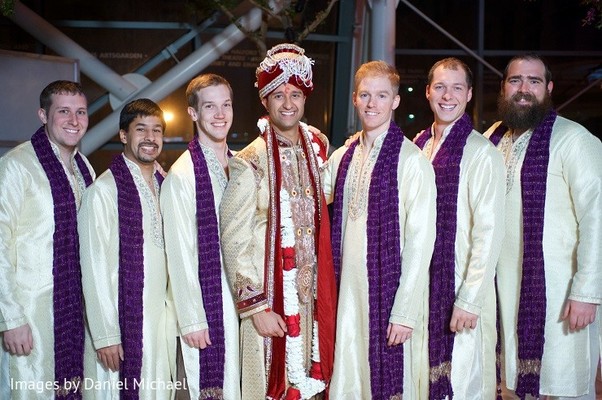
[160,144,240,399]
[485,117,602,398]
[417,124,506,400]
[78,155,173,399]
[324,131,437,399]
[0,140,94,399]
[220,131,330,400]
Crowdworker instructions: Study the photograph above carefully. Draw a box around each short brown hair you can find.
[503,53,553,84]
[39,80,86,113]
[119,98,166,132]
[186,73,233,109]
[427,57,473,88]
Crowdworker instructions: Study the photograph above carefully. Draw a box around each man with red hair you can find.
[220,43,337,400]
[326,60,436,399]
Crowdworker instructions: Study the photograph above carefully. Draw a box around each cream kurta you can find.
[220,131,329,400]
[324,132,437,399]
[485,117,602,397]
[78,156,173,399]
[0,140,94,399]
[418,124,506,400]
[160,145,240,399]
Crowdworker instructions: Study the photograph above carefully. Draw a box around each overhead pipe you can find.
[368,0,397,65]
[86,13,221,115]
[80,8,262,155]
[399,0,502,77]
[10,0,139,101]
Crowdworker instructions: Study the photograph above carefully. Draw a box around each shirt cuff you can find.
[93,334,121,350]
[454,298,482,316]
[0,316,27,332]
[240,303,269,319]
[388,313,416,329]
[179,321,209,336]
[568,294,601,305]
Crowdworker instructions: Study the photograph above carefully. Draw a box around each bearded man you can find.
[485,54,602,400]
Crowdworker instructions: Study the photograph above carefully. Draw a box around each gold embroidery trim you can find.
[429,361,452,382]
[199,387,224,399]
[518,358,541,375]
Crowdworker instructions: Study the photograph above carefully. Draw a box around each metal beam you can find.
[394,49,602,57]
[368,0,397,64]
[399,0,502,78]
[80,8,262,155]
[10,1,139,101]
[86,13,220,115]
[331,0,357,146]
[474,0,485,131]
[54,20,199,30]
[557,77,602,111]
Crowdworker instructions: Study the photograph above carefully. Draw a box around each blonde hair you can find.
[354,61,400,93]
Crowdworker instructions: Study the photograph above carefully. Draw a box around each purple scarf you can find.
[332,120,404,399]
[31,126,93,398]
[188,138,229,397]
[489,110,557,399]
[415,113,472,400]
[109,154,163,398]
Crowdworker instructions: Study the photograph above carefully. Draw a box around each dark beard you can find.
[497,91,553,131]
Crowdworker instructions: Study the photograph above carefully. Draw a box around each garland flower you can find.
[299,121,327,169]
[280,188,325,399]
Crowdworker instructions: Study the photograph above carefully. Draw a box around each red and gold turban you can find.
[255,43,314,99]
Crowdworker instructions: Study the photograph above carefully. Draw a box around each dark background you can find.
[1,0,600,171]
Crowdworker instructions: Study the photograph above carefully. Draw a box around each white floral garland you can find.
[280,189,325,399]
[257,117,270,135]
[300,121,327,170]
